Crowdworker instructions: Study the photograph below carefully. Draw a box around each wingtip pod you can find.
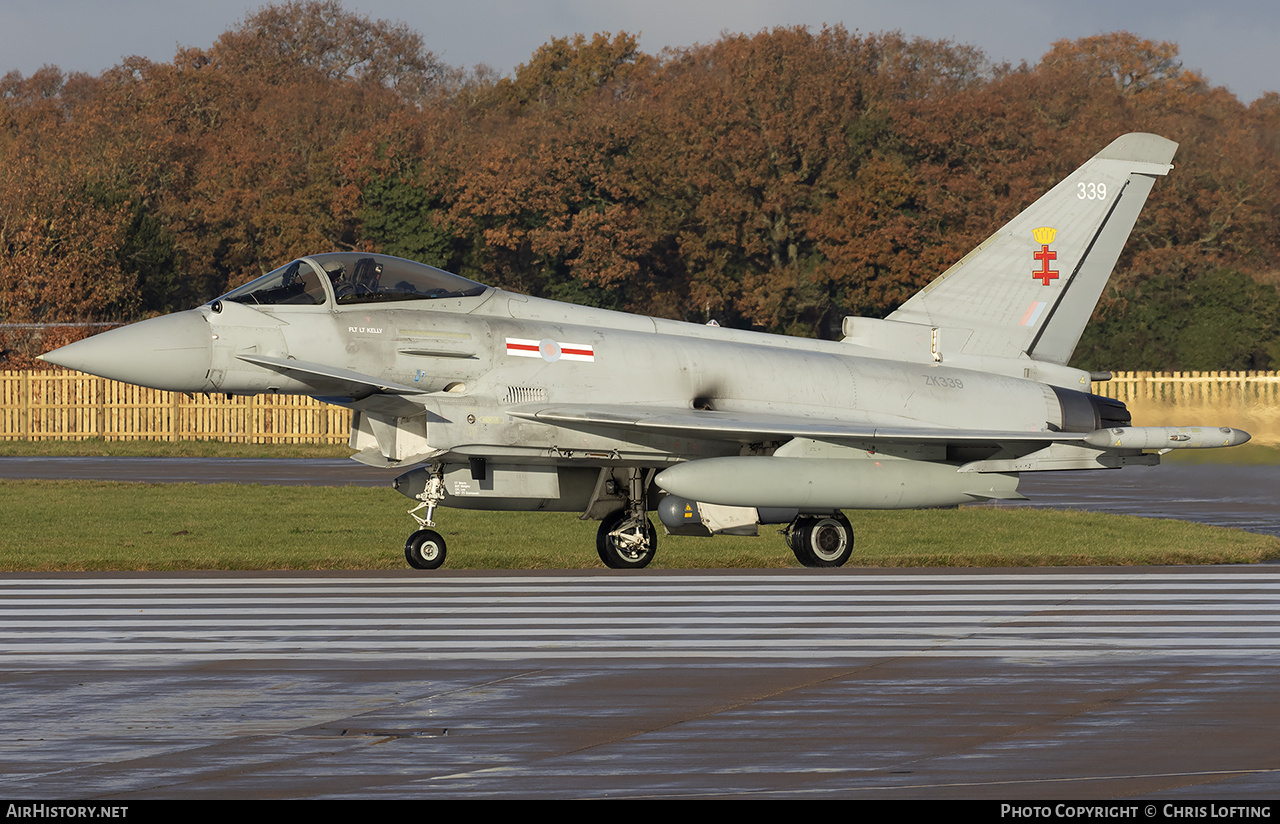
[1082,426,1251,450]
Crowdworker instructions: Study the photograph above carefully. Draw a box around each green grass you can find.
[2,480,1276,571]
[1,439,1275,569]
[0,438,350,458]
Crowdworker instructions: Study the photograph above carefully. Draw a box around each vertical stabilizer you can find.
[886,133,1176,364]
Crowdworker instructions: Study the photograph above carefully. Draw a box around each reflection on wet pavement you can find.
[1016,463,1280,537]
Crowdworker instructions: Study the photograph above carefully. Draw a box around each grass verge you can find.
[4,480,1277,570]
[0,439,350,458]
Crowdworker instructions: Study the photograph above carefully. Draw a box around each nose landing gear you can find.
[404,464,449,570]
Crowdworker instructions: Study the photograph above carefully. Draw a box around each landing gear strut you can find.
[404,464,448,570]
[595,469,657,569]
[786,514,855,568]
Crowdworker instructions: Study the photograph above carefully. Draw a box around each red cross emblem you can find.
[1033,244,1058,286]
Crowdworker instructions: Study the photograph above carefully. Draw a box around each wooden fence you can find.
[1,369,1277,444]
[1097,370,1280,406]
[1094,371,1280,445]
[1,370,351,443]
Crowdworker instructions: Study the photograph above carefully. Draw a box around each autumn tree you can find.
[4,15,1280,371]
[619,28,998,334]
[206,0,448,103]
[1038,32,1202,98]
[0,68,145,323]
[480,31,649,111]
[113,1,447,298]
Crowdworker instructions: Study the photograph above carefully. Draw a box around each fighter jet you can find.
[41,132,1249,570]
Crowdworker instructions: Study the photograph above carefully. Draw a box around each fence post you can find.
[95,377,105,438]
[20,370,30,441]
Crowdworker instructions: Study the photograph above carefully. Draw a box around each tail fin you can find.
[886,133,1177,365]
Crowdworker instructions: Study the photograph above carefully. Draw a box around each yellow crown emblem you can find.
[1032,226,1057,245]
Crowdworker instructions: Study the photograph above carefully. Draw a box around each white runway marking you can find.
[4,570,1279,664]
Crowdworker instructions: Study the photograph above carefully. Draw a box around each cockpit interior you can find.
[217,253,488,308]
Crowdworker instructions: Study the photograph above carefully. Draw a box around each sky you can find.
[0,0,1276,103]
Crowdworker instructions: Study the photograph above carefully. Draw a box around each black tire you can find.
[789,515,854,568]
[596,510,657,569]
[405,529,447,570]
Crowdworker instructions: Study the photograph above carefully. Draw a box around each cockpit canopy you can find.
[217,253,488,308]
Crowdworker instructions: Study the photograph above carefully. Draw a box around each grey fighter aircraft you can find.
[41,132,1250,570]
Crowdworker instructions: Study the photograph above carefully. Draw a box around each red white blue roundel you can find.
[506,337,595,363]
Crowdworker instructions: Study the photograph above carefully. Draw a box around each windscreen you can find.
[219,260,327,306]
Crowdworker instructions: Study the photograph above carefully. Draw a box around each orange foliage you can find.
[2,8,1278,359]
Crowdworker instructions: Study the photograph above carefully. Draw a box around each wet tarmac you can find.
[3,568,1280,799]
[1016,463,1280,538]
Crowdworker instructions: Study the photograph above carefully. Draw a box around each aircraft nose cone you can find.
[39,310,213,392]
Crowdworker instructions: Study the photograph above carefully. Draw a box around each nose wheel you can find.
[405,529,447,569]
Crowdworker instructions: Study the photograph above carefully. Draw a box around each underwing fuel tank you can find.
[654,456,1023,510]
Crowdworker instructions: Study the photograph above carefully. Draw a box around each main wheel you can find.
[789,514,854,568]
[596,510,657,569]
[405,529,448,570]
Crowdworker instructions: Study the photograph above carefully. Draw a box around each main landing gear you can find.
[398,464,662,571]
[595,469,657,569]
[397,464,850,571]
[596,509,658,569]
[784,513,855,568]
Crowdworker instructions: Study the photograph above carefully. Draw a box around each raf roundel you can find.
[538,339,562,362]
[505,337,596,362]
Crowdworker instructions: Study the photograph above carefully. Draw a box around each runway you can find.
[4,568,1280,799]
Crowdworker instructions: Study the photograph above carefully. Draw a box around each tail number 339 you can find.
[1078,182,1107,200]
